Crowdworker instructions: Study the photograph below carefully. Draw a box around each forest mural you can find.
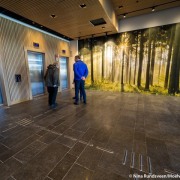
[78,23,180,95]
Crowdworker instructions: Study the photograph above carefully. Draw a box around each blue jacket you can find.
[73,60,88,80]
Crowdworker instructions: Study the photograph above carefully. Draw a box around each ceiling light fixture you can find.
[118,5,123,9]
[102,26,105,29]
[75,31,111,40]
[79,4,86,8]
[118,0,179,19]
[50,14,57,18]
[152,6,155,11]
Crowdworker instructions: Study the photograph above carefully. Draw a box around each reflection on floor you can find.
[0,90,180,180]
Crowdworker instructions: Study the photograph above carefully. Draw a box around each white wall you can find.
[69,40,78,89]
[99,0,118,31]
[119,7,180,33]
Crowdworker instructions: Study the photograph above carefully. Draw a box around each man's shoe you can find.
[51,105,57,109]
[74,102,79,105]
[72,97,76,99]
[51,103,57,109]
[83,101,87,104]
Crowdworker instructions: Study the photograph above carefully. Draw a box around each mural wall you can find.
[78,23,180,95]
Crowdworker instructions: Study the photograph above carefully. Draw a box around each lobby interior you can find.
[0,0,180,180]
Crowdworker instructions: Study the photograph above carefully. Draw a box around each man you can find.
[44,62,60,109]
[73,58,83,101]
[73,55,88,105]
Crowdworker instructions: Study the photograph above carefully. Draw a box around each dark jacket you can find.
[44,64,60,87]
[73,60,88,80]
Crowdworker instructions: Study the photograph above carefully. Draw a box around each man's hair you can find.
[75,55,81,59]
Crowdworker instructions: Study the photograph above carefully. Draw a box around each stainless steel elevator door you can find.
[60,57,68,90]
[0,86,3,104]
[27,51,45,96]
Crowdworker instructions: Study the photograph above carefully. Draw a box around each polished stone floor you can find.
[0,90,180,180]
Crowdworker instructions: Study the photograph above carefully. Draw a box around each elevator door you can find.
[60,57,68,90]
[27,51,45,96]
[0,86,3,105]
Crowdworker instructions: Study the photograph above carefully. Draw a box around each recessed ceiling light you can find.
[152,7,155,11]
[50,14,57,18]
[102,27,105,29]
[79,4,86,8]
[118,5,123,9]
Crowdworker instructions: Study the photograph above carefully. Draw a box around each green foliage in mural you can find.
[85,81,171,96]
[79,23,180,96]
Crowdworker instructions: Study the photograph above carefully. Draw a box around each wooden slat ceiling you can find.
[0,0,180,40]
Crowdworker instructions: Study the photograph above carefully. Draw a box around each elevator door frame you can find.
[0,84,3,106]
[0,56,9,106]
[25,48,46,100]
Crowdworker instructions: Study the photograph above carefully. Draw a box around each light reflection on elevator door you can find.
[27,51,45,96]
[60,57,68,90]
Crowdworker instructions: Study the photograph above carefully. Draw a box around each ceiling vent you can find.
[79,4,86,8]
[90,18,106,26]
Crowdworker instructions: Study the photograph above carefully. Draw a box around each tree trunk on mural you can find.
[137,30,144,87]
[112,47,114,82]
[126,49,129,84]
[102,43,105,80]
[175,48,180,93]
[134,34,138,85]
[150,40,156,86]
[127,33,133,84]
[90,38,94,83]
[145,29,152,90]
[129,52,132,84]
[158,46,163,85]
[102,37,107,80]
[164,26,175,89]
[168,24,180,94]
[121,48,125,91]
